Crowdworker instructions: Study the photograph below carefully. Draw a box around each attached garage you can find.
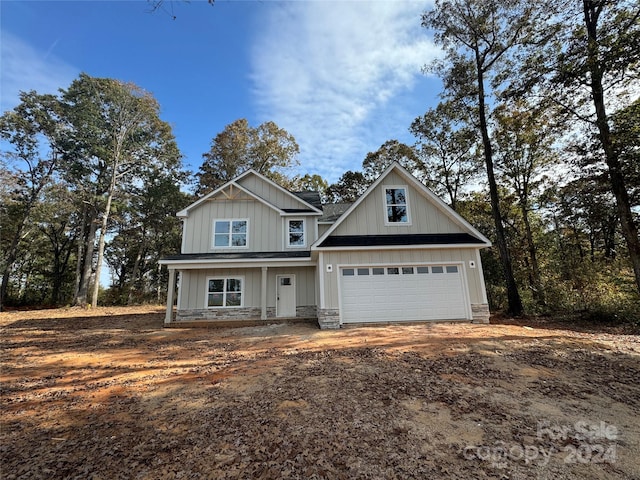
[339,264,470,324]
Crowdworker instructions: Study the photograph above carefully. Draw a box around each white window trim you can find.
[205,276,245,308]
[383,185,411,226]
[211,218,249,249]
[286,218,306,248]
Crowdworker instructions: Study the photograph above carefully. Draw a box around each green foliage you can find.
[411,100,483,210]
[1,74,184,309]
[362,140,420,183]
[196,118,299,195]
[325,170,368,203]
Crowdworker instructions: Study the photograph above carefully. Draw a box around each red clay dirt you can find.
[1,306,639,479]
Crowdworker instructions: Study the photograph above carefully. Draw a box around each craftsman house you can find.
[159,163,491,329]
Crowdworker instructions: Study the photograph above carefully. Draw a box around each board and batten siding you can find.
[320,248,486,309]
[331,171,465,236]
[237,174,311,210]
[178,266,316,310]
[181,197,282,253]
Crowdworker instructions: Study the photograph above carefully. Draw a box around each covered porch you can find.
[159,252,317,326]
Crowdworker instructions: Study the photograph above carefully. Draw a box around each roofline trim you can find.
[313,243,490,251]
[312,162,491,247]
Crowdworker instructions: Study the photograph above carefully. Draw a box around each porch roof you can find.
[158,251,314,269]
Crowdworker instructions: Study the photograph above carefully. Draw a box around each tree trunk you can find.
[127,234,147,305]
[74,218,97,306]
[521,201,545,305]
[91,193,113,308]
[0,225,25,311]
[584,0,640,294]
[91,164,119,308]
[475,49,524,316]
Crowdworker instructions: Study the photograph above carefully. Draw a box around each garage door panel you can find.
[340,264,468,323]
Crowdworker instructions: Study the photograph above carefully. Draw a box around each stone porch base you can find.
[167,305,318,328]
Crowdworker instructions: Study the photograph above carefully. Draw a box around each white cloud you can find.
[250,1,440,182]
[0,31,78,114]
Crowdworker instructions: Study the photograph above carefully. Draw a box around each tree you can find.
[611,98,640,210]
[105,165,190,305]
[0,92,62,311]
[196,119,299,195]
[422,0,542,315]
[32,181,79,305]
[410,100,483,210]
[362,140,420,183]
[290,174,329,197]
[325,170,368,204]
[493,100,559,305]
[520,0,640,293]
[60,73,182,307]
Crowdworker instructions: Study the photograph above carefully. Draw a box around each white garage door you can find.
[340,265,468,324]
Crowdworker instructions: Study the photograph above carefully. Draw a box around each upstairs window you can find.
[385,187,409,224]
[287,219,305,247]
[213,219,248,248]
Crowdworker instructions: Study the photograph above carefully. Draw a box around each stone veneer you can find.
[174,305,317,323]
[471,303,490,324]
[317,308,340,330]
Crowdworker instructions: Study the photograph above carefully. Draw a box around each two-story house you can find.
[159,163,491,329]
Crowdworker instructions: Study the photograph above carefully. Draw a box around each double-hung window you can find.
[287,219,305,247]
[213,219,247,248]
[384,187,409,224]
[207,277,243,307]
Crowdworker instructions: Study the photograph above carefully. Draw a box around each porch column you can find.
[165,268,176,324]
[261,266,268,320]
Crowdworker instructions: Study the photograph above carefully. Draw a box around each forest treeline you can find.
[1,0,638,321]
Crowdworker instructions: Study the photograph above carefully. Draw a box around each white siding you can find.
[321,248,483,309]
[182,198,285,253]
[179,266,316,310]
[330,171,465,236]
[340,264,469,322]
[237,174,313,210]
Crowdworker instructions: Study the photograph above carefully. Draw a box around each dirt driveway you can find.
[1,307,639,479]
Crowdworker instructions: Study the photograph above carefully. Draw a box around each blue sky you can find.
[1,0,441,183]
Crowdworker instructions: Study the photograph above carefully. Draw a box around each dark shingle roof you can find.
[292,191,322,209]
[161,251,311,261]
[319,233,485,248]
[319,203,353,222]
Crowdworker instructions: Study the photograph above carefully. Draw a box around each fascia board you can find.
[313,163,398,248]
[158,258,317,269]
[230,182,284,214]
[312,162,492,249]
[313,243,490,252]
[240,169,323,213]
[391,164,492,245]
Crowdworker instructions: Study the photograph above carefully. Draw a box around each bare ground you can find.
[1,306,639,480]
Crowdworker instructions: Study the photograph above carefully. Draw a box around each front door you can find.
[276,275,296,317]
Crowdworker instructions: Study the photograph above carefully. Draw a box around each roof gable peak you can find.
[312,162,490,247]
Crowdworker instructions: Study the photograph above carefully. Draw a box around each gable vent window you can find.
[213,219,247,248]
[385,187,409,224]
[287,219,305,247]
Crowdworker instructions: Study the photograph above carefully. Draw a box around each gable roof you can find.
[177,169,323,218]
[312,162,491,248]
